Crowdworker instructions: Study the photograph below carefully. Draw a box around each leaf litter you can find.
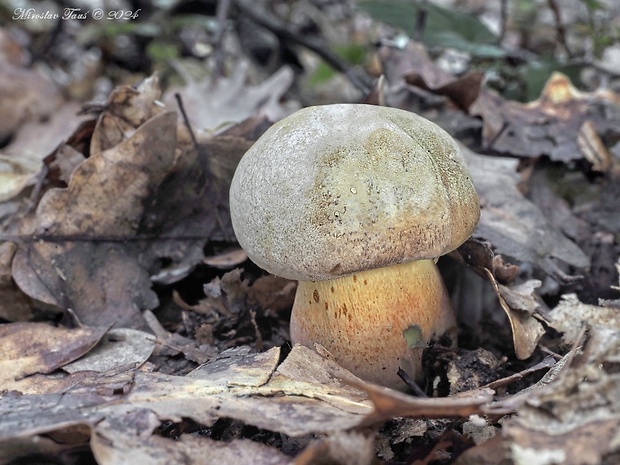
[1,1,620,464]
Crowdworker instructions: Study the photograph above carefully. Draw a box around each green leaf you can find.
[307,44,368,87]
[358,0,504,57]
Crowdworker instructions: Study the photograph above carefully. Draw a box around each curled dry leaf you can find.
[483,268,545,360]
[88,75,165,154]
[378,42,483,111]
[10,70,263,328]
[471,72,620,169]
[203,247,248,269]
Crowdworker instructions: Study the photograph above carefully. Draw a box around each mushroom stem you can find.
[290,259,456,390]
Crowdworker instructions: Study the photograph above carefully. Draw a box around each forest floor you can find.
[0,1,619,464]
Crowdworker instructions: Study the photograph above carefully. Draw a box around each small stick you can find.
[214,0,232,76]
[547,0,573,57]
[233,0,373,94]
[398,367,428,397]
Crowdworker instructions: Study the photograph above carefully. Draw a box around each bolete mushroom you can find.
[229,104,479,389]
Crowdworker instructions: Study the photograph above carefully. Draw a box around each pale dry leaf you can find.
[462,143,590,277]
[89,75,165,154]
[63,328,156,374]
[0,62,62,142]
[126,345,372,437]
[93,415,293,465]
[188,345,280,388]
[474,295,620,465]
[0,155,40,202]
[164,63,297,132]
[502,369,620,465]
[483,269,545,360]
[0,322,107,389]
[1,102,87,163]
[52,144,87,184]
[549,294,620,366]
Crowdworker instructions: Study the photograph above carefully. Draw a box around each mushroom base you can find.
[289,259,456,390]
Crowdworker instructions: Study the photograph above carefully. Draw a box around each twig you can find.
[547,0,573,58]
[214,0,232,76]
[481,355,556,391]
[413,6,428,42]
[397,367,428,397]
[233,0,373,94]
[174,93,198,148]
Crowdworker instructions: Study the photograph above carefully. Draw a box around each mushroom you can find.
[229,104,480,389]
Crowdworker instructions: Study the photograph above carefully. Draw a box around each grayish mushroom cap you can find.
[229,104,480,281]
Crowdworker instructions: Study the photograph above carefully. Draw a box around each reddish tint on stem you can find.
[290,259,455,390]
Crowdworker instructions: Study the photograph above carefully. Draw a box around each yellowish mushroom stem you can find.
[289,259,456,390]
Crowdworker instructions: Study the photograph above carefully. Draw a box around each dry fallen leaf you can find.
[12,110,177,328]
[0,345,372,445]
[0,322,107,389]
[459,294,620,465]
[0,155,40,202]
[92,423,294,465]
[63,328,156,374]
[9,72,264,328]
[463,143,590,278]
[483,269,546,360]
[379,42,484,111]
[471,72,620,169]
[163,63,297,132]
[0,62,62,143]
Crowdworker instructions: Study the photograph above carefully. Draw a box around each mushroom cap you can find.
[229,104,480,281]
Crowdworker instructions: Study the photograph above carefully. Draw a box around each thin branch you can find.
[547,0,573,58]
[174,93,198,148]
[481,355,556,391]
[233,0,373,94]
[214,0,232,76]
